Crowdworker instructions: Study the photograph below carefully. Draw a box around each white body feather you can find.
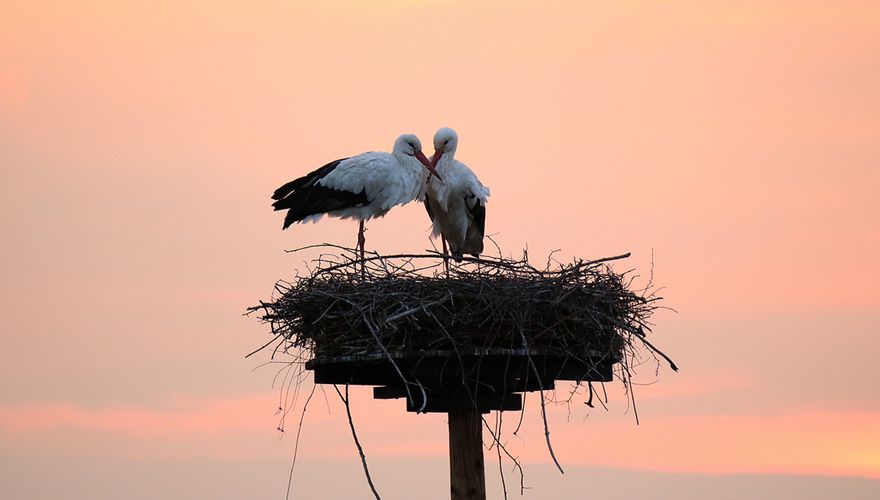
[426,155,490,255]
[306,151,429,223]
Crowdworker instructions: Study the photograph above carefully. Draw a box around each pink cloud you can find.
[0,393,278,436]
[626,371,752,401]
[1,393,877,479]
[519,409,880,480]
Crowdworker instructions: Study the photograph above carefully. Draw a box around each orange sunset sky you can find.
[1,1,879,498]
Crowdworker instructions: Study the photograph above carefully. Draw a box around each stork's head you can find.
[431,127,459,169]
[394,134,442,180]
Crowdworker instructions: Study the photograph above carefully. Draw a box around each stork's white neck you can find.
[394,153,430,186]
[435,150,457,172]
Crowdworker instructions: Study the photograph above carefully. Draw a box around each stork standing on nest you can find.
[424,127,491,262]
[271,134,442,261]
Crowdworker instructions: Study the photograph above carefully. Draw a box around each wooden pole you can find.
[448,408,486,500]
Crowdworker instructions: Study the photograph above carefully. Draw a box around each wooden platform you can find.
[306,348,618,413]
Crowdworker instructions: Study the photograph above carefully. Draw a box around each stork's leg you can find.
[442,236,450,275]
[357,220,365,258]
[357,220,366,277]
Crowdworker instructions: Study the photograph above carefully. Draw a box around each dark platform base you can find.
[306,349,618,413]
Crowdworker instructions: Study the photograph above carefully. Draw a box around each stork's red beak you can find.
[431,148,444,169]
[416,150,442,181]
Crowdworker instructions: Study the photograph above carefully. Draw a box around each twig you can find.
[334,385,381,500]
[244,330,284,359]
[285,383,317,500]
[482,412,525,497]
[585,381,594,408]
[521,331,564,474]
[635,331,679,372]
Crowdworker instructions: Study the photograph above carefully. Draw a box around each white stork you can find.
[424,127,491,261]
[272,134,441,260]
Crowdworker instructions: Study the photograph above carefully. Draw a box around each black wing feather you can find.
[462,194,487,257]
[280,185,369,229]
[271,157,371,229]
[468,197,486,239]
[424,192,435,221]
[271,158,347,200]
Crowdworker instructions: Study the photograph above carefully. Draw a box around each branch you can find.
[335,385,381,500]
[285,383,317,500]
[521,331,564,474]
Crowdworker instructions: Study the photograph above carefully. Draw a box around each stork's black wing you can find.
[424,192,435,221]
[271,157,370,229]
[272,158,347,200]
[467,195,486,239]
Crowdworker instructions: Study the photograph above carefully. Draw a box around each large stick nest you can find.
[250,245,670,369]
